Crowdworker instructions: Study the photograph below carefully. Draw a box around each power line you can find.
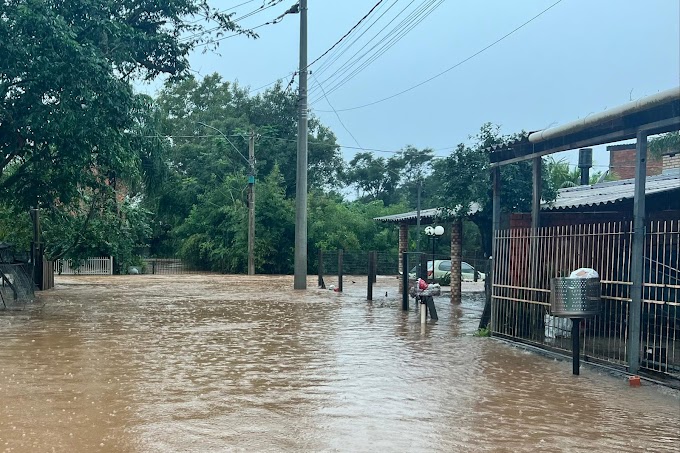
[185,0,258,25]
[309,0,419,97]
[311,0,401,80]
[142,132,451,156]
[315,0,563,112]
[181,0,285,43]
[284,0,391,90]
[310,0,443,101]
[306,0,386,70]
[312,74,364,150]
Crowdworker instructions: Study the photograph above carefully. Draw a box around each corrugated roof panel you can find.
[374,204,481,223]
[543,170,680,211]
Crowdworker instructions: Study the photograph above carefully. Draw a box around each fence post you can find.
[402,252,409,311]
[338,249,343,292]
[367,251,374,301]
[109,256,114,275]
[419,253,428,282]
[372,251,377,283]
[318,249,324,288]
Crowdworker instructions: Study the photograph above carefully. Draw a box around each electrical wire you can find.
[182,0,286,45]
[310,0,443,101]
[143,133,451,156]
[305,0,386,71]
[184,0,258,25]
[308,0,419,97]
[314,0,563,112]
[311,0,398,78]
[312,74,364,150]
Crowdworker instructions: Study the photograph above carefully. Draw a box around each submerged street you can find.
[0,275,678,452]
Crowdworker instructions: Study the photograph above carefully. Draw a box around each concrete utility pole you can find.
[248,129,255,276]
[293,0,308,289]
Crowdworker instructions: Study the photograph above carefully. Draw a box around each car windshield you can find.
[462,262,474,271]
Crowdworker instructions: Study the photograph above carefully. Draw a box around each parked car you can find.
[409,260,485,282]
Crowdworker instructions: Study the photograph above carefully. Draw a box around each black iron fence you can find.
[140,258,199,275]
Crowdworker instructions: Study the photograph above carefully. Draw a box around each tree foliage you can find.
[432,123,557,256]
[343,146,435,207]
[649,131,680,158]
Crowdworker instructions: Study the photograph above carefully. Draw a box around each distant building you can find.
[608,142,679,179]
[607,143,662,179]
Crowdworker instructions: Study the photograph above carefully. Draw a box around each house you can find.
[487,86,680,382]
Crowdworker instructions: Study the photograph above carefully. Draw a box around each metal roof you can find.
[543,170,680,211]
[374,204,480,224]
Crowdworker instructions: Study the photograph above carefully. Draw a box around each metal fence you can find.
[140,258,194,275]
[57,256,114,275]
[0,263,35,309]
[319,250,400,276]
[492,220,680,381]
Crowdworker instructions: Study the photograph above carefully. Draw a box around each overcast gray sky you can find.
[142,0,680,172]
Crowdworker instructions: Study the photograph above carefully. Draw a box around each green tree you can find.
[432,123,558,256]
[0,1,242,208]
[0,0,247,266]
[544,156,611,188]
[155,74,344,199]
[649,131,680,158]
[176,166,294,274]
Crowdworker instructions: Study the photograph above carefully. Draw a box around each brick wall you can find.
[608,143,663,180]
[663,152,680,172]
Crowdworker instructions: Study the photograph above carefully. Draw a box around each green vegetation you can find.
[473,327,491,337]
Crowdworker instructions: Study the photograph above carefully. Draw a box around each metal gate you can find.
[492,220,680,381]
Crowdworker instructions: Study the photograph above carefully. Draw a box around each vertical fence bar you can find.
[338,249,344,293]
[367,251,374,301]
[318,249,324,288]
[402,252,409,311]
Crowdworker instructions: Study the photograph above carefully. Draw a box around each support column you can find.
[480,166,501,331]
[398,222,408,293]
[530,157,543,338]
[628,131,647,374]
[532,157,542,231]
[450,219,462,304]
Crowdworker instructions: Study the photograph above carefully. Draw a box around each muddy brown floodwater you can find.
[0,274,678,452]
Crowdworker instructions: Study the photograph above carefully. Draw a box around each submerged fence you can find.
[140,258,193,275]
[57,256,114,275]
[318,250,400,276]
[492,219,680,382]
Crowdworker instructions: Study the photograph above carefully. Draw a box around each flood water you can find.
[0,274,678,452]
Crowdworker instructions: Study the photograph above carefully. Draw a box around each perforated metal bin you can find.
[550,277,601,318]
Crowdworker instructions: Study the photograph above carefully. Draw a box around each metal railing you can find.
[492,220,680,382]
[57,256,114,275]
[141,258,193,275]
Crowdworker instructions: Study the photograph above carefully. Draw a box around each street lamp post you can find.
[197,122,256,275]
[424,225,444,284]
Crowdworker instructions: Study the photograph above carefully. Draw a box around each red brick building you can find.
[607,143,663,179]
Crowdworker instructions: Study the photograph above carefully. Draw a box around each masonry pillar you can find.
[398,222,409,293]
[450,219,462,304]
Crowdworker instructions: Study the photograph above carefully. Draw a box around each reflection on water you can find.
[0,275,678,452]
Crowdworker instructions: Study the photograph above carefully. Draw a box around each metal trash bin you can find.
[550,277,601,317]
[550,274,601,376]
